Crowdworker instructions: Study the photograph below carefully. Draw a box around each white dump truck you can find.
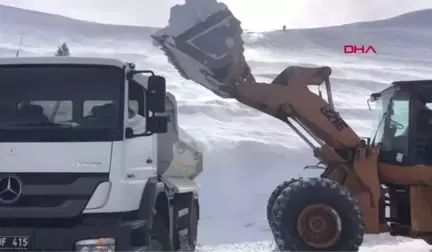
[0,57,202,251]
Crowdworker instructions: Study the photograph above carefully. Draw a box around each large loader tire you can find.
[271,178,364,251]
[266,178,299,228]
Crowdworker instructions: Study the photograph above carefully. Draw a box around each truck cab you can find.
[0,57,201,252]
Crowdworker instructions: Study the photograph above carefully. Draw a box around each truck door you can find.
[125,100,156,179]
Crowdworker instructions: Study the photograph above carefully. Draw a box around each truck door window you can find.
[128,79,145,117]
[128,100,139,118]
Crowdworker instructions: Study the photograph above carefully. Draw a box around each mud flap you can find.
[173,193,197,251]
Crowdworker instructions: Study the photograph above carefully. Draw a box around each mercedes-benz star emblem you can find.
[8,148,16,155]
[0,175,23,204]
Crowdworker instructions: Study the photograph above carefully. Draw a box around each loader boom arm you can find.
[230,64,362,162]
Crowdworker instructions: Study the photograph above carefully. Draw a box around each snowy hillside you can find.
[1,4,432,250]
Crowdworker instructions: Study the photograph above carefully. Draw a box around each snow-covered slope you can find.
[1,5,432,250]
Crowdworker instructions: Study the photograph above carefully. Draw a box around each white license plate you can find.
[0,236,30,250]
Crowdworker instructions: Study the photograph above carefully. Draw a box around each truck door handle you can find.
[146,158,153,164]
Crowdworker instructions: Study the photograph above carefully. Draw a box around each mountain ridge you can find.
[0,4,431,32]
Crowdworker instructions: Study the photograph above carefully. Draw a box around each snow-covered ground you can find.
[1,4,432,250]
[198,235,429,252]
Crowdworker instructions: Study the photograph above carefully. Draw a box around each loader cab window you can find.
[411,96,432,165]
[370,87,394,147]
[376,91,411,165]
[386,99,410,151]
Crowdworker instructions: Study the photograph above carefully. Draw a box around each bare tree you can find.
[55,42,70,56]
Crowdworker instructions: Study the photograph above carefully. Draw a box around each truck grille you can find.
[0,173,109,218]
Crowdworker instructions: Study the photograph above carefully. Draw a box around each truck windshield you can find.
[0,65,124,142]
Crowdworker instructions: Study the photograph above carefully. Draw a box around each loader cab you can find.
[370,80,432,166]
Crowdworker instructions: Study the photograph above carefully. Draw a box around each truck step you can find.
[120,220,148,229]
[128,247,148,252]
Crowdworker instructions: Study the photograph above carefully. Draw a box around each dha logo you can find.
[344,45,377,54]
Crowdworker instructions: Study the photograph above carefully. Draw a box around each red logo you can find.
[344,45,377,54]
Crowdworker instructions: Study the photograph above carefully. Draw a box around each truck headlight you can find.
[75,238,115,252]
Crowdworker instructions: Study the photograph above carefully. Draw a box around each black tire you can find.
[175,197,199,252]
[149,215,175,251]
[272,178,364,251]
[188,199,199,251]
[266,178,299,228]
[423,238,432,245]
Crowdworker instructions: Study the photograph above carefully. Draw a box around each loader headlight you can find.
[75,238,115,252]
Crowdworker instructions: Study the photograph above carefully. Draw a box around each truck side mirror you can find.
[147,75,166,113]
[147,116,168,134]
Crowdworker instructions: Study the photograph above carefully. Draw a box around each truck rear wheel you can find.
[187,199,199,251]
[149,215,174,251]
[271,178,364,251]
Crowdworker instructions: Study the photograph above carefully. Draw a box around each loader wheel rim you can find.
[296,204,342,249]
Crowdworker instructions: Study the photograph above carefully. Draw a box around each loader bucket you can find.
[151,0,247,99]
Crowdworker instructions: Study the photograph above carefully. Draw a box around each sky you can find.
[1,0,432,31]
